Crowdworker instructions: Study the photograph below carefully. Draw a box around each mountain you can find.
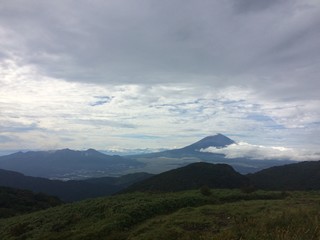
[0,168,151,202]
[248,160,320,190]
[0,186,62,218]
[138,133,234,158]
[130,134,294,174]
[181,133,235,151]
[0,148,144,179]
[122,162,250,193]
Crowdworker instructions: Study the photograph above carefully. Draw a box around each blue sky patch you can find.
[90,96,113,106]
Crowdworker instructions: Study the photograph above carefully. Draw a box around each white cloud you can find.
[0,1,320,151]
[200,142,320,161]
[0,58,320,151]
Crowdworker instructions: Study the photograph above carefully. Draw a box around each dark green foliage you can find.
[200,185,212,196]
[123,162,250,193]
[0,189,285,239]
[248,160,320,190]
[128,192,320,240]
[241,185,257,194]
[0,186,62,218]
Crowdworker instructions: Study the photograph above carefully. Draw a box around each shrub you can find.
[200,186,212,196]
[241,185,257,194]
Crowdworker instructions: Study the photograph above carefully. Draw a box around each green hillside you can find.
[123,162,250,193]
[1,189,313,240]
[0,186,62,219]
[2,160,320,239]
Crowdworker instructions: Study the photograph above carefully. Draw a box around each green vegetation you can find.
[129,192,320,240]
[1,189,317,240]
[0,186,62,219]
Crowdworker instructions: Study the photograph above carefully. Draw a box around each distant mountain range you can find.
[0,148,144,179]
[0,134,298,179]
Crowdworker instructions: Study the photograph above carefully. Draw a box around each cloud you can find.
[0,122,42,133]
[0,1,319,151]
[233,0,282,13]
[0,0,319,100]
[0,135,14,143]
[0,64,319,150]
[200,142,320,161]
[75,119,136,129]
[114,134,163,140]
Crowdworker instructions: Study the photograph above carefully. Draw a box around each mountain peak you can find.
[203,133,235,144]
[182,134,235,151]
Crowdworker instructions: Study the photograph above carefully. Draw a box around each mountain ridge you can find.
[0,148,144,179]
[122,162,250,193]
[0,168,152,202]
[248,160,320,190]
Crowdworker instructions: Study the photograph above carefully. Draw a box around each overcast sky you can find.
[0,0,320,159]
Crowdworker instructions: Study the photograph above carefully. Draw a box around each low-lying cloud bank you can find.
[200,142,320,161]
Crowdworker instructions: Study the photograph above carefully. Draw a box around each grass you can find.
[0,189,319,239]
[129,196,320,240]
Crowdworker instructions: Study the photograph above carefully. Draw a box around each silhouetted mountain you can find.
[0,186,62,218]
[131,134,294,174]
[0,168,151,202]
[248,160,320,190]
[123,162,250,193]
[0,149,144,178]
[139,134,234,158]
[182,134,235,151]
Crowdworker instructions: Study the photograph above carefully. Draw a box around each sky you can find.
[0,0,320,159]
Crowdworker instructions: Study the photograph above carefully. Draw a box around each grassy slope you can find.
[129,192,320,240]
[0,190,319,240]
[0,186,62,219]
